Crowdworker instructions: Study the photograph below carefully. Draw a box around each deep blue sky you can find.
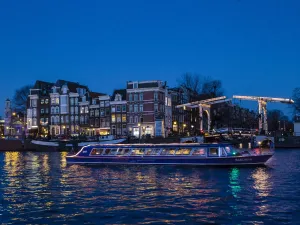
[1,0,299,117]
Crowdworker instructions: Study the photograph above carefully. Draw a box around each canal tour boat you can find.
[66,143,274,166]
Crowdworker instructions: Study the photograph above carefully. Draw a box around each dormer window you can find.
[62,85,68,94]
[92,99,96,105]
[133,82,138,89]
[115,94,122,101]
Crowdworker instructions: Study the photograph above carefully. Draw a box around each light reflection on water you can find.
[0,150,300,224]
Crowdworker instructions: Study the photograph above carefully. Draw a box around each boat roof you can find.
[83,143,231,148]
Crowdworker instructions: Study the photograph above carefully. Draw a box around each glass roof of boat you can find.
[84,143,231,148]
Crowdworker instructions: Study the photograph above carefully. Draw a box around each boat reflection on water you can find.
[0,151,298,224]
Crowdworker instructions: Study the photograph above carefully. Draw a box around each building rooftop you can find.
[55,80,89,93]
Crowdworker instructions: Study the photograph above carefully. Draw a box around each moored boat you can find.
[66,143,273,166]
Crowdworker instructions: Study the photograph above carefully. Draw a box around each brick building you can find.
[126,80,168,137]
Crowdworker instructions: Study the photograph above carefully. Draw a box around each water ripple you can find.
[1,150,300,224]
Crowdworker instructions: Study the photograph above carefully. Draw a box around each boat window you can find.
[145,149,153,155]
[109,148,118,155]
[102,148,111,155]
[131,149,145,156]
[150,149,161,155]
[161,149,176,155]
[175,148,191,155]
[225,146,233,154]
[192,148,206,156]
[90,148,103,155]
[209,147,219,157]
[123,149,131,155]
[116,148,124,155]
[221,148,227,156]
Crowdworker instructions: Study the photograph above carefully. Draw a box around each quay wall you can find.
[0,140,23,151]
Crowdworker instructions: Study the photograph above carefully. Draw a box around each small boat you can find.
[66,143,273,166]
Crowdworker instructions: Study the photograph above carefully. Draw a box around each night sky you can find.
[1,0,299,116]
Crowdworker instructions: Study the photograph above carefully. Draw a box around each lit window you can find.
[209,148,219,157]
[111,115,116,123]
[122,115,126,122]
[41,99,44,104]
[80,107,84,114]
[175,149,191,155]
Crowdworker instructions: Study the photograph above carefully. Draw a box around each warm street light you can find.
[138,123,141,127]
[173,121,177,125]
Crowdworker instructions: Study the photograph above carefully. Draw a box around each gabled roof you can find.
[55,80,89,93]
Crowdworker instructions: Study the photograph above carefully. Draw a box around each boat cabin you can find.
[77,144,237,158]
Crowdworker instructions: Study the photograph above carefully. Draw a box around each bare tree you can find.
[201,77,224,98]
[177,73,202,95]
[12,84,33,112]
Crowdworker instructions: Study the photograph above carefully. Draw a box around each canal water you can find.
[0,150,300,224]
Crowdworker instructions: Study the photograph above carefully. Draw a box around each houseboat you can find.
[66,143,274,166]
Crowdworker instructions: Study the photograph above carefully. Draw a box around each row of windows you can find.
[128,93,143,101]
[129,104,143,112]
[111,115,127,123]
[41,108,49,114]
[51,97,60,105]
[128,104,165,113]
[111,105,126,113]
[128,92,164,102]
[129,116,141,124]
[100,101,110,107]
[90,148,208,156]
[41,99,49,104]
